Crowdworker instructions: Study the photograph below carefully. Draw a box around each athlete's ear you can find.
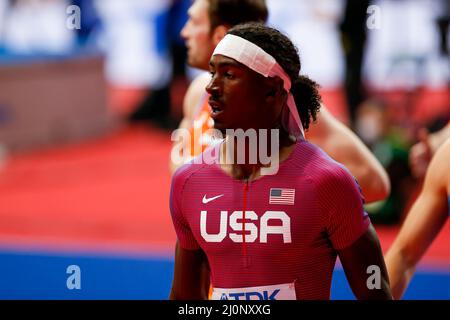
[211,25,228,46]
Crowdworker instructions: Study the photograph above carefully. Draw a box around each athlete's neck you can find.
[219,130,296,181]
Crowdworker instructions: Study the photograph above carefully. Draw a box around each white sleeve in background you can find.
[364,0,448,89]
[94,0,173,89]
[0,0,8,42]
[266,0,345,89]
[2,0,75,54]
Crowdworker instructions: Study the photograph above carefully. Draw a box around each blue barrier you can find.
[1,249,449,300]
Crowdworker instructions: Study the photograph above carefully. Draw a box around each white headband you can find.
[213,34,304,138]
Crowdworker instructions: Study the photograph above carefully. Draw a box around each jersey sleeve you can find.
[316,165,371,250]
[170,166,201,250]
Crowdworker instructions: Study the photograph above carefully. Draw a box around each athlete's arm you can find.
[169,241,210,300]
[169,164,210,300]
[170,73,211,174]
[337,224,393,300]
[385,139,450,299]
[306,106,390,203]
[318,163,392,299]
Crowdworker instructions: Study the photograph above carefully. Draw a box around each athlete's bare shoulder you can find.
[183,72,211,120]
[172,157,207,189]
[435,138,450,164]
[425,138,450,193]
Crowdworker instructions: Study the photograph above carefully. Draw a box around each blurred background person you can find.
[0,0,76,55]
[93,0,181,128]
[339,0,370,127]
[267,0,347,122]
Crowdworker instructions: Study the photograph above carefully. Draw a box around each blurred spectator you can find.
[92,0,189,129]
[355,99,414,224]
[71,0,100,47]
[93,0,174,120]
[364,0,449,90]
[339,0,370,126]
[0,0,75,55]
[0,1,8,45]
[129,0,190,128]
[436,0,449,58]
[267,0,345,90]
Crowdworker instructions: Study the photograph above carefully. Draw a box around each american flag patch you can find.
[269,188,295,205]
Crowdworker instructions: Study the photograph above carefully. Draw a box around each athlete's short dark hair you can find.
[228,22,321,130]
[207,0,268,31]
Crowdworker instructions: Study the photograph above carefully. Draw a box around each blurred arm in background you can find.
[386,139,450,299]
[306,106,391,203]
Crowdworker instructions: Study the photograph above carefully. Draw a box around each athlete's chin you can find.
[187,56,202,69]
[213,122,242,135]
[213,121,226,134]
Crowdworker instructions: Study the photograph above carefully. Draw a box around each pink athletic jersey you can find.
[170,140,370,300]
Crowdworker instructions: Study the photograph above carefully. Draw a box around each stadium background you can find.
[0,0,449,299]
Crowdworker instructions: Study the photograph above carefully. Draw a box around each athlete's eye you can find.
[224,71,235,79]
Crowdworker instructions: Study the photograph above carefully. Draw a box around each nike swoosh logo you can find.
[202,194,224,204]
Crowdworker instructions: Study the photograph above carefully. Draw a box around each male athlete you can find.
[171,0,390,204]
[386,138,450,299]
[169,23,392,300]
